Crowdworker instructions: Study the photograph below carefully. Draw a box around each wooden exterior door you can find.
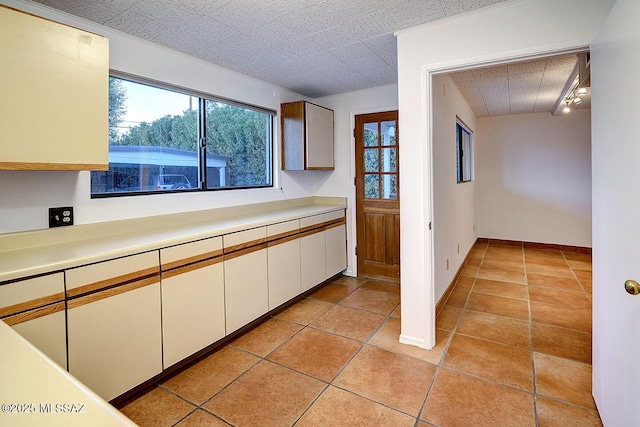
[355,111,400,283]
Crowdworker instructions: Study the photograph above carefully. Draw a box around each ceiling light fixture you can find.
[577,87,587,95]
[573,96,582,105]
[563,100,571,114]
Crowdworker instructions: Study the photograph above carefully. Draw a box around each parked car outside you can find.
[154,174,192,190]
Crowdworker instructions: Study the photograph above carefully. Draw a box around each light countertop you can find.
[0,199,346,283]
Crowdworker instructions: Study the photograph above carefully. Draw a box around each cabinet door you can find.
[0,6,109,170]
[305,102,334,169]
[0,273,66,369]
[267,220,301,309]
[325,211,347,277]
[300,215,326,292]
[66,253,162,401]
[160,237,225,369]
[224,228,268,334]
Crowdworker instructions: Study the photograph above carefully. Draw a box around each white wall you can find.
[432,74,476,303]
[0,0,314,234]
[396,0,615,349]
[476,110,592,247]
[314,84,399,277]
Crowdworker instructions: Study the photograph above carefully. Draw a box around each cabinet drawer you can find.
[223,227,267,254]
[0,273,67,369]
[299,214,325,231]
[160,236,223,271]
[266,219,299,245]
[66,252,159,297]
[0,273,64,318]
[324,209,345,223]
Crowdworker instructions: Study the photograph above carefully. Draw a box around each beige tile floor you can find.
[119,240,600,426]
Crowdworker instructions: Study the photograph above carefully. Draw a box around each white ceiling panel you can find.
[349,9,396,40]
[363,34,398,68]
[389,0,446,29]
[440,0,505,16]
[42,0,142,24]
[35,0,515,97]
[278,4,336,35]
[317,0,384,24]
[300,25,360,53]
[508,60,546,75]
[472,65,508,79]
[449,53,586,117]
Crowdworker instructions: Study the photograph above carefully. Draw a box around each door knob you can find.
[625,280,640,295]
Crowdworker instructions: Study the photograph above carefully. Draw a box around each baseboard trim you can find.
[399,334,430,349]
[435,244,475,317]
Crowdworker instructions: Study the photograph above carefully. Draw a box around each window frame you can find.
[91,71,276,198]
[456,119,473,184]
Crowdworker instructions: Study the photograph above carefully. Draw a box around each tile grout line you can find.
[523,245,541,427]
[417,242,486,426]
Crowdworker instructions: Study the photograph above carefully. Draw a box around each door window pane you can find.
[364,174,379,198]
[381,121,396,146]
[381,147,396,173]
[364,148,379,173]
[382,175,397,199]
[364,122,378,146]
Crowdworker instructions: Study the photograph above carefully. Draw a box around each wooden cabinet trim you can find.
[266,229,299,243]
[267,233,300,248]
[67,275,159,309]
[66,266,159,298]
[161,249,223,272]
[223,237,267,255]
[223,242,267,261]
[0,162,108,171]
[161,256,223,280]
[0,293,65,319]
[2,301,65,326]
[299,223,325,235]
[324,217,346,230]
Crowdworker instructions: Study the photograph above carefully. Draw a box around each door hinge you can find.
[354,177,356,186]
[428,222,432,230]
[353,128,355,137]
[355,246,357,256]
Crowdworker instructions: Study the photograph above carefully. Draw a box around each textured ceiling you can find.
[28,0,512,98]
[448,54,590,117]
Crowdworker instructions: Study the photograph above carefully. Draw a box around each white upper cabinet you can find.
[281,100,334,170]
[0,6,109,171]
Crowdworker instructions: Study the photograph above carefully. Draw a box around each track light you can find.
[577,87,587,95]
[573,97,582,105]
[563,100,571,114]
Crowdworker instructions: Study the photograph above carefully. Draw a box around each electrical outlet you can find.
[49,207,74,227]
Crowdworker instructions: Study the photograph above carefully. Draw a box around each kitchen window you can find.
[456,120,473,183]
[91,75,274,197]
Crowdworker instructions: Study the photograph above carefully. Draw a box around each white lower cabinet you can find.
[325,210,347,277]
[0,273,67,369]
[1,207,348,401]
[267,220,301,310]
[66,253,162,401]
[160,237,225,369]
[300,214,327,292]
[224,227,268,334]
